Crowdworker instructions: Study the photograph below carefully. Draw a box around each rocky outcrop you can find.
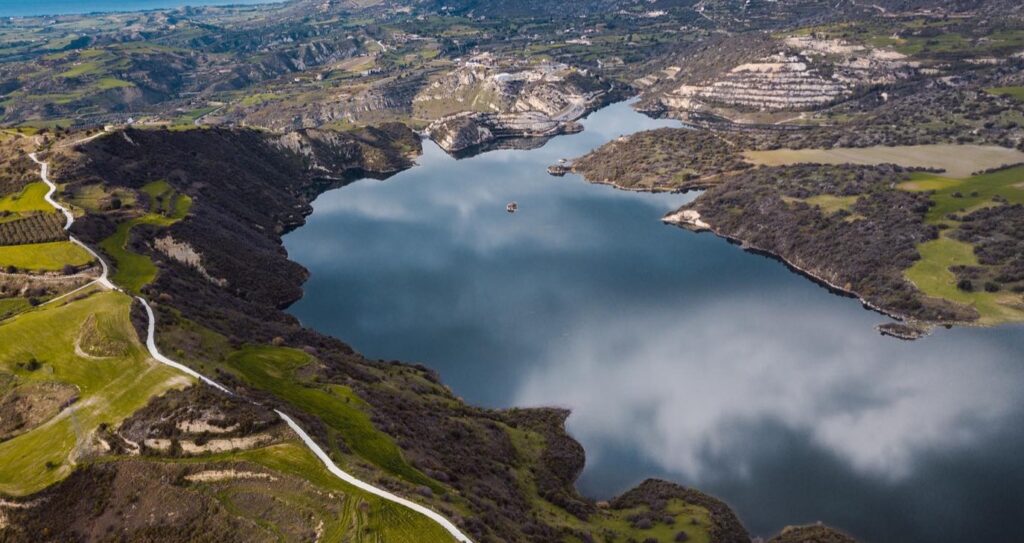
[651,35,917,117]
[420,57,620,154]
[154,235,228,288]
[427,110,582,154]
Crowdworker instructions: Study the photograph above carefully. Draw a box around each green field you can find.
[0,291,188,495]
[986,86,1024,102]
[224,345,440,492]
[905,236,1024,325]
[99,180,191,292]
[182,442,457,542]
[0,241,93,271]
[900,165,1024,224]
[785,194,859,214]
[0,297,30,320]
[898,165,1024,324]
[0,182,51,213]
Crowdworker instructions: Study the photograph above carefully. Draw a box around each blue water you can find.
[0,0,277,17]
[284,102,1024,542]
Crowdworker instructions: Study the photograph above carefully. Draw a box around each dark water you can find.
[0,0,277,17]
[284,102,1024,543]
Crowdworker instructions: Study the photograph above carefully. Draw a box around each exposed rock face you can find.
[154,235,228,288]
[427,111,582,154]
[273,124,419,177]
[421,56,620,154]
[232,74,427,131]
[653,36,917,116]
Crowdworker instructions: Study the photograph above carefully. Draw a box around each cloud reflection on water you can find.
[285,101,1024,543]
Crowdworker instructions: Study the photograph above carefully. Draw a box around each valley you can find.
[0,1,1022,542]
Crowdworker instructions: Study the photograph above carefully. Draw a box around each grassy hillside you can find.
[0,241,93,272]
[0,290,187,495]
[98,180,192,293]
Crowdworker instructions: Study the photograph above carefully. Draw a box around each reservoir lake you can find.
[285,101,1024,543]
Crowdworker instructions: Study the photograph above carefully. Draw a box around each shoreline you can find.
[660,209,955,336]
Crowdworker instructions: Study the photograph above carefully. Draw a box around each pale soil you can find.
[184,469,276,483]
[176,420,239,434]
[144,433,274,454]
[743,144,1024,178]
[0,382,79,440]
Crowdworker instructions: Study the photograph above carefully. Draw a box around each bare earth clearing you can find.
[743,144,1024,178]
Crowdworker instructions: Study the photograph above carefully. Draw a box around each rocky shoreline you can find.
[662,208,941,338]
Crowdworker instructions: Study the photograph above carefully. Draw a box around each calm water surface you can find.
[284,102,1024,543]
[0,0,277,17]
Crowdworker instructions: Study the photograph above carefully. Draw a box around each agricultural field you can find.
[0,241,93,272]
[900,165,1024,224]
[0,183,51,214]
[0,291,188,495]
[743,145,1024,179]
[0,213,66,246]
[986,86,1024,103]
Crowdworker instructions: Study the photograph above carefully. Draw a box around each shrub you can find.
[957,279,973,292]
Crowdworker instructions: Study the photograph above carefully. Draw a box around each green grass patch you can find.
[901,166,1024,224]
[785,194,859,215]
[98,181,191,292]
[986,86,1024,103]
[224,345,440,492]
[58,61,101,78]
[141,180,191,219]
[905,236,1024,325]
[238,93,280,107]
[68,183,137,214]
[0,297,30,321]
[0,183,51,213]
[174,442,456,542]
[594,499,712,543]
[0,291,188,495]
[174,106,218,125]
[94,77,134,90]
[0,241,93,272]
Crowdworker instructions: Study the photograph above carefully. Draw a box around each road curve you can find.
[29,152,115,290]
[277,411,473,542]
[29,150,472,543]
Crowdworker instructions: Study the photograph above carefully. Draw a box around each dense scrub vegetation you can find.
[950,204,1024,294]
[570,128,751,191]
[681,164,979,322]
